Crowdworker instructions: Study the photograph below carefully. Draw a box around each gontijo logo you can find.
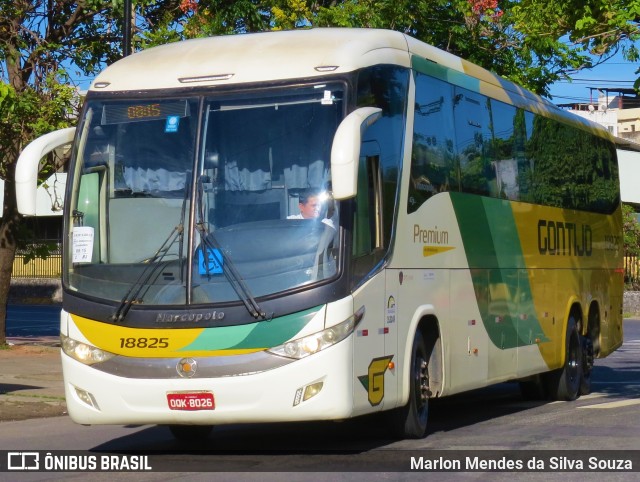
[537,220,592,256]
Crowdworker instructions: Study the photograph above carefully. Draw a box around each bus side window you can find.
[453,87,494,197]
[354,157,381,255]
[352,145,384,282]
[75,170,105,263]
[410,73,456,213]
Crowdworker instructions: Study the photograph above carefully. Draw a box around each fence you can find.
[9,249,640,284]
[12,245,62,279]
[625,254,640,286]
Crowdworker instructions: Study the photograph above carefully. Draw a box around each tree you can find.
[510,0,640,95]
[176,0,639,97]
[624,204,640,256]
[623,203,640,289]
[0,1,186,346]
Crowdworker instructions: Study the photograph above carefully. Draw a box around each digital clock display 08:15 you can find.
[101,100,188,125]
[127,103,161,119]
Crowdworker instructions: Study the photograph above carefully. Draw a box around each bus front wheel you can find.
[387,330,430,439]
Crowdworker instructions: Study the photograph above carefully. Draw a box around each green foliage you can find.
[172,0,640,96]
[13,221,58,261]
[180,0,270,37]
[0,1,190,171]
[0,74,76,180]
[623,203,640,290]
[623,203,640,257]
[511,0,640,95]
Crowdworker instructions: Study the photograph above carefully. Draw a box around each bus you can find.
[15,28,623,440]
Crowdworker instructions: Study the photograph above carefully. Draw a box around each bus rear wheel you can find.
[580,308,599,396]
[168,424,214,441]
[544,317,582,401]
[387,330,430,439]
[580,334,594,395]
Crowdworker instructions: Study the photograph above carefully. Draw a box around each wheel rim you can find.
[582,336,594,375]
[413,352,429,424]
[567,331,581,385]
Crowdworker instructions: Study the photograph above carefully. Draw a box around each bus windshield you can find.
[66,84,344,308]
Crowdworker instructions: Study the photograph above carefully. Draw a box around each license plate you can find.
[167,391,215,411]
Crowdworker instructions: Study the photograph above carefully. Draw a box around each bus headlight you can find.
[268,307,364,360]
[61,334,116,365]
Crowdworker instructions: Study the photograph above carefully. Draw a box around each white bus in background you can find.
[16,28,623,440]
[617,140,640,208]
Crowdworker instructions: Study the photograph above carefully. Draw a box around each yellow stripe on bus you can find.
[70,314,265,358]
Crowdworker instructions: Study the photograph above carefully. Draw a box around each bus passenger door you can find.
[352,276,388,416]
[383,270,400,407]
[351,144,391,415]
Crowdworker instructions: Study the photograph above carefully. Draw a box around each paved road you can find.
[5,304,59,338]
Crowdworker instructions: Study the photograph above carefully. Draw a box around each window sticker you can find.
[386,296,396,324]
[198,248,223,275]
[321,90,334,105]
[165,115,180,133]
[72,226,94,263]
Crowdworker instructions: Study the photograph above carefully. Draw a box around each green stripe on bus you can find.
[450,193,548,349]
[411,56,480,93]
[180,306,321,351]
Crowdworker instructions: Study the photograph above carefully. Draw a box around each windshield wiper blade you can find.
[198,228,269,320]
[111,223,183,322]
[112,173,191,323]
[195,178,270,321]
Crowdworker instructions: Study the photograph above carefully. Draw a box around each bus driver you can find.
[287,189,335,228]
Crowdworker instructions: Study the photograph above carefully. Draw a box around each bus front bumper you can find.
[62,339,354,426]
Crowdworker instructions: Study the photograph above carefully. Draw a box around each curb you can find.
[6,336,60,347]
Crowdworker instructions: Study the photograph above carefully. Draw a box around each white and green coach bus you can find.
[16,28,623,440]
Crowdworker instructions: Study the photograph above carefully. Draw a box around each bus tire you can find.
[168,424,213,441]
[387,330,430,439]
[580,308,598,395]
[580,334,594,395]
[544,317,582,401]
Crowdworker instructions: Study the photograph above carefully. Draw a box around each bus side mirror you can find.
[16,127,76,215]
[330,107,382,200]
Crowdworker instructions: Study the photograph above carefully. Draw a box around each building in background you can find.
[558,87,640,141]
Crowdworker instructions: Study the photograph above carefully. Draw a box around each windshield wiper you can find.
[195,177,270,321]
[111,223,184,322]
[112,177,190,323]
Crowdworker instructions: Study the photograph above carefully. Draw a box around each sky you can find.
[546,50,639,105]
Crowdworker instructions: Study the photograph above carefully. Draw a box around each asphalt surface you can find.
[1,304,63,420]
[6,304,60,339]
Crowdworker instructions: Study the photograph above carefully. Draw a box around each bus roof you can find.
[91,28,412,92]
[89,28,606,136]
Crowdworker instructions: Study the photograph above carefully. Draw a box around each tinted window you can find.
[410,71,619,214]
[410,74,455,213]
[356,65,409,249]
